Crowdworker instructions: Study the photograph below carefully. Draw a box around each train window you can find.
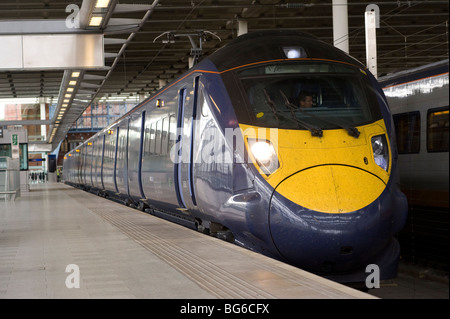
[427,107,449,152]
[144,125,150,155]
[161,117,169,155]
[155,120,162,155]
[118,135,125,160]
[393,112,421,154]
[149,123,155,155]
[196,85,209,118]
[103,133,113,166]
[168,115,177,156]
[200,95,210,117]
[236,61,381,129]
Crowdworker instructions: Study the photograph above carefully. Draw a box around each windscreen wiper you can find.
[262,89,280,124]
[279,90,360,138]
[263,89,323,137]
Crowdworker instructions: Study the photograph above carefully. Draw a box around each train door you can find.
[115,118,130,198]
[76,149,82,185]
[100,134,106,190]
[174,88,187,208]
[79,145,85,185]
[89,140,94,187]
[174,77,200,209]
[92,134,105,190]
[93,137,101,189]
[127,111,146,200]
[102,126,117,193]
[82,144,88,185]
[112,126,120,193]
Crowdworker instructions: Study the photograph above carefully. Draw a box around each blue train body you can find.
[64,30,408,283]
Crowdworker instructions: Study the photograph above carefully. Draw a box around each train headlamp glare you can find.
[282,46,307,59]
[371,134,389,172]
[248,139,279,175]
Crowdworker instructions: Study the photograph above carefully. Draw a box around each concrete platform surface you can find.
[1,183,374,300]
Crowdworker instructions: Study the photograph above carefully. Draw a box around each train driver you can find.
[298,91,313,108]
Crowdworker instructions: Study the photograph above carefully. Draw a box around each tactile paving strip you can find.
[81,204,275,299]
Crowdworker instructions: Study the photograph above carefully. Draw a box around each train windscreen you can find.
[236,61,382,130]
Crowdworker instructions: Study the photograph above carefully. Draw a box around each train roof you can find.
[378,59,449,88]
[205,30,366,72]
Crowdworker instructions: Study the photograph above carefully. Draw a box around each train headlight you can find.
[248,139,279,175]
[371,134,389,172]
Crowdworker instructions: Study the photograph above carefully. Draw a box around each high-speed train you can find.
[63,30,408,283]
[379,60,449,209]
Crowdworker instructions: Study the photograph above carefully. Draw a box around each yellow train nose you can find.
[275,165,386,213]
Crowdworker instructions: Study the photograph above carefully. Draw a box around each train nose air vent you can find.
[340,246,353,255]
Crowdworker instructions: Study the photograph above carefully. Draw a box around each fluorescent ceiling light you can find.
[89,16,103,27]
[96,0,111,8]
[69,81,77,86]
[71,72,80,78]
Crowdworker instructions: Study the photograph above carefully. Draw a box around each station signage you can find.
[11,133,19,159]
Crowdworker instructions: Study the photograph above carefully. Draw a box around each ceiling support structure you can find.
[365,5,380,78]
[237,19,248,37]
[48,0,160,150]
[332,0,349,54]
[154,30,221,68]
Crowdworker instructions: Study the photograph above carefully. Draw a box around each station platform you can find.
[0,182,375,300]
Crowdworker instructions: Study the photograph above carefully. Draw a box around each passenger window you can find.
[197,88,209,117]
[392,111,420,154]
[155,120,162,154]
[168,115,177,155]
[427,107,449,152]
[144,125,150,155]
[149,123,155,155]
[161,117,169,155]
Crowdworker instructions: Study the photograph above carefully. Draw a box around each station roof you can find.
[0,0,448,150]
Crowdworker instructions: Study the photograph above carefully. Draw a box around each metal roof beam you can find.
[0,20,96,35]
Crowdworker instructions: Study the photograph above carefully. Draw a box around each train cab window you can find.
[427,107,449,152]
[393,112,421,154]
[235,61,381,130]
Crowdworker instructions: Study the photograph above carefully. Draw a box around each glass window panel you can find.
[393,112,421,154]
[427,107,449,152]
